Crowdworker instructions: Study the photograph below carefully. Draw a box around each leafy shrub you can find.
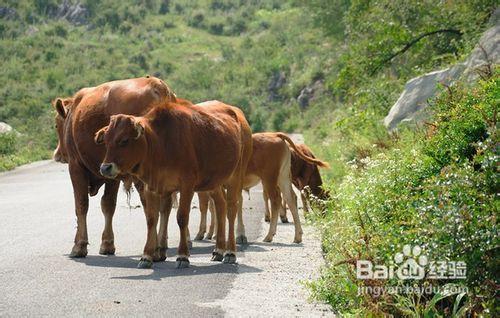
[0,132,16,155]
[159,0,171,14]
[188,11,205,29]
[309,75,499,316]
[209,22,224,35]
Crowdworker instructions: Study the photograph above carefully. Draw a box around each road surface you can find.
[0,159,331,317]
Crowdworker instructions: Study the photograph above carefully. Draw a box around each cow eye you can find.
[118,138,129,147]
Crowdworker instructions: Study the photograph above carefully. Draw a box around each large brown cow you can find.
[197,132,328,244]
[53,76,176,267]
[96,100,252,267]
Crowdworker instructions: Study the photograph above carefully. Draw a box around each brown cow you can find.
[53,76,176,267]
[198,132,328,244]
[291,143,329,212]
[264,143,329,220]
[96,100,252,267]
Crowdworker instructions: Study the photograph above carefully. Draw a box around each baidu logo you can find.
[356,244,466,280]
[394,244,428,280]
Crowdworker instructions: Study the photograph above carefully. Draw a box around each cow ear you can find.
[133,120,144,140]
[94,127,108,145]
[54,98,67,119]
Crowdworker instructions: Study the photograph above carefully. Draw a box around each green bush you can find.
[309,75,499,316]
[0,132,16,155]
[188,11,205,29]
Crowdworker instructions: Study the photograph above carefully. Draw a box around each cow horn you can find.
[134,120,144,140]
[166,85,177,101]
[94,126,108,145]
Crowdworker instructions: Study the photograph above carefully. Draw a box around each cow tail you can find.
[275,133,330,168]
[122,179,133,209]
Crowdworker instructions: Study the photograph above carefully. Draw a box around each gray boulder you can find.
[0,122,13,134]
[0,7,18,20]
[297,80,324,109]
[50,0,89,26]
[268,71,287,101]
[383,64,466,130]
[384,9,499,130]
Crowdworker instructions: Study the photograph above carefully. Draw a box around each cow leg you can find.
[224,185,240,264]
[301,191,309,214]
[176,188,194,268]
[263,182,282,243]
[210,186,226,261]
[138,191,160,269]
[195,193,208,240]
[99,180,120,255]
[69,163,89,258]
[157,193,173,262]
[281,183,303,243]
[171,192,179,209]
[263,189,271,223]
[206,196,216,239]
[235,191,247,244]
[280,195,289,223]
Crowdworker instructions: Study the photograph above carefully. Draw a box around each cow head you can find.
[52,97,72,163]
[96,114,147,179]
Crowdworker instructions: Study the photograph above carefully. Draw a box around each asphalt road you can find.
[0,139,331,317]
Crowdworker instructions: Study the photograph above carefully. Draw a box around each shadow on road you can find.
[110,262,261,281]
[250,241,304,248]
[68,245,264,281]
[187,241,267,256]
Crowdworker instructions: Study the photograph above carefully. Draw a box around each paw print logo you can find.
[395,245,428,280]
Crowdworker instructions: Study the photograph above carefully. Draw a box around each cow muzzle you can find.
[100,163,119,178]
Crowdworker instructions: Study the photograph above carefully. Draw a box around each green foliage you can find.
[0,132,16,155]
[306,0,497,100]
[309,76,499,316]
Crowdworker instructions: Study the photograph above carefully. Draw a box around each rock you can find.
[26,25,39,36]
[297,87,313,108]
[384,9,500,131]
[384,65,466,130]
[297,80,324,109]
[462,24,500,82]
[52,0,89,26]
[0,122,13,134]
[268,71,286,101]
[0,7,17,20]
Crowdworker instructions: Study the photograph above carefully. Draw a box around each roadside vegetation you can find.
[0,0,497,316]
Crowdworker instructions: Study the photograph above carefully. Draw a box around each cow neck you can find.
[136,119,166,194]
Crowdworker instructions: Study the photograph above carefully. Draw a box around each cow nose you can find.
[100,163,114,177]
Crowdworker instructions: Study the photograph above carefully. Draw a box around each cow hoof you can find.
[176,257,190,268]
[280,217,289,223]
[211,251,224,262]
[99,242,115,255]
[263,235,273,243]
[223,253,237,264]
[205,233,214,240]
[69,245,88,258]
[154,248,167,262]
[236,235,248,245]
[137,258,153,269]
[264,216,270,223]
[194,233,204,241]
[188,241,193,249]
[293,237,303,244]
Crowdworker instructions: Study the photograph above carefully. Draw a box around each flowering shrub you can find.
[309,75,499,316]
